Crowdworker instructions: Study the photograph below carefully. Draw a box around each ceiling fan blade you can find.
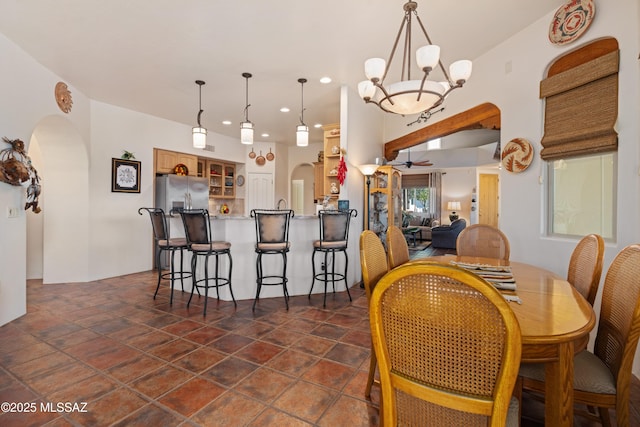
[412,161,433,167]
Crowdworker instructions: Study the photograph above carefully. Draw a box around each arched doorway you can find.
[27,115,90,283]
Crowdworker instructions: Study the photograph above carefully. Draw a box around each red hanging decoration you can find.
[337,155,347,185]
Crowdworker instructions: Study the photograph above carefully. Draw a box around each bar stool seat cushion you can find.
[313,239,347,249]
[158,237,188,248]
[190,241,232,252]
[256,242,290,251]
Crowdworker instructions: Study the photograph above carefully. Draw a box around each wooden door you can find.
[479,174,499,226]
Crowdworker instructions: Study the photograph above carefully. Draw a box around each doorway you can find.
[479,173,499,226]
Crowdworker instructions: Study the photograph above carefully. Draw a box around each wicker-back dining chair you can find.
[386,225,410,269]
[359,230,389,398]
[567,233,605,306]
[370,262,522,426]
[456,224,511,261]
[520,244,640,426]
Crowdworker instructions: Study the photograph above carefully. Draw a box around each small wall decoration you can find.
[111,158,140,193]
[54,82,73,113]
[549,0,595,45]
[501,138,533,173]
[1,137,42,212]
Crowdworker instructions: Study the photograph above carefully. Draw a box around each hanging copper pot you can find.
[255,151,266,166]
[248,148,256,159]
[266,148,275,161]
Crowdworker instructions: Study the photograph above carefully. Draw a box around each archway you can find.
[28,115,90,283]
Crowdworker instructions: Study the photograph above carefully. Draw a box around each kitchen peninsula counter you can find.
[167,214,360,303]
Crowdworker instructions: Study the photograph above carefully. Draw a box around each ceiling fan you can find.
[390,149,433,169]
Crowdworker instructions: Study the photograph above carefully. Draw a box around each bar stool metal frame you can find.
[250,209,294,311]
[309,209,357,307]
[179,209,236,315]
[138,207,191,304]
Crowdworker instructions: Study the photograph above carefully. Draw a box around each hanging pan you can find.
[266,148,275,161]
[255,150,266,166]
[248,148,256,159]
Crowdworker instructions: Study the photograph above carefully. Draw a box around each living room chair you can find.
[456,223,510,260]
[431,218,467,249]
[359,230,389,399]
[138,207,191,304]
[370,262,522,426]
[179,209,235,315]
[520,244,640,426]
[568,233,605,306]
[309,209,357,308]
[386,225,410,269]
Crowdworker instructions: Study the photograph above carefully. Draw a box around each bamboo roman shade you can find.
[539,38,619,161]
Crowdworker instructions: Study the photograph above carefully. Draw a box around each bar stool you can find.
[138,207,191,304]
[309,209,357,307]
[179,209,235,315]
[250,209,294,311]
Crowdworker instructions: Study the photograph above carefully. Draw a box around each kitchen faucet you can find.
[276,198,287,210]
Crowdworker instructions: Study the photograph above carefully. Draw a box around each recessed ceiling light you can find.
[319,77,332,84]
[261,133,269,138]
[222,120,232,125]
[314,123,322,128]
[280,107,290,113]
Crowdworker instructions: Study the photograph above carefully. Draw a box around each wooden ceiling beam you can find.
[384,102,501,161]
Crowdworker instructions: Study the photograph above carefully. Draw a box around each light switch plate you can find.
[7,207,18,218]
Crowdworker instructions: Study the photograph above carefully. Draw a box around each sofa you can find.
[402,215,439,241]
[431,218,467,249]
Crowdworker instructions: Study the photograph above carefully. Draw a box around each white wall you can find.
[441,168,477,224]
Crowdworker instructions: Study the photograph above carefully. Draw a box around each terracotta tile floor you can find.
[0,266,638,426]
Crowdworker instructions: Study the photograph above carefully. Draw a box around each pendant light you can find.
[192,80,207,149]
[296,78,308,147]
[240,72,254,145]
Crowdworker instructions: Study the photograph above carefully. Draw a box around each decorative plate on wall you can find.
[501,138,533,173]
[549,0,595,45]
[54,82,73,113]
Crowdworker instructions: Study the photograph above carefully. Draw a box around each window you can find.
[403,187,430,213]
[547,153,615,239]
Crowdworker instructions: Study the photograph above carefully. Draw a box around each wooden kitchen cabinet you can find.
[207,160,235,199]
[313,161,324,201]
[155,149,197,176]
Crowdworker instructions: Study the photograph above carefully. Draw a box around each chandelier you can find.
[358,1,472,116]
[192,80,207,149]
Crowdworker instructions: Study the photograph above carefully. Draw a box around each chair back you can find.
[593,245,640,406]
[359,230,389,303]
[567,234,605,306]
[386,225,410,269]
[250,209,294,250]
[179,209,212,245]
[456,224,510,260]
[138,207,169,242]
[317,209,357,249]
[370,262,522,426]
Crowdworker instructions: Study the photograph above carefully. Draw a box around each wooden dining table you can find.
[424,255,596,427]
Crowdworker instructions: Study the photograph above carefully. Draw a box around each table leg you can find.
[544,341,574,426]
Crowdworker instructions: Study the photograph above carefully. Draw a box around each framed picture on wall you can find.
[111,158,141,193]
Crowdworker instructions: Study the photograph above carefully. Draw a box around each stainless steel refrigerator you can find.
[155,174,209,268]
[156,174,209,213]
